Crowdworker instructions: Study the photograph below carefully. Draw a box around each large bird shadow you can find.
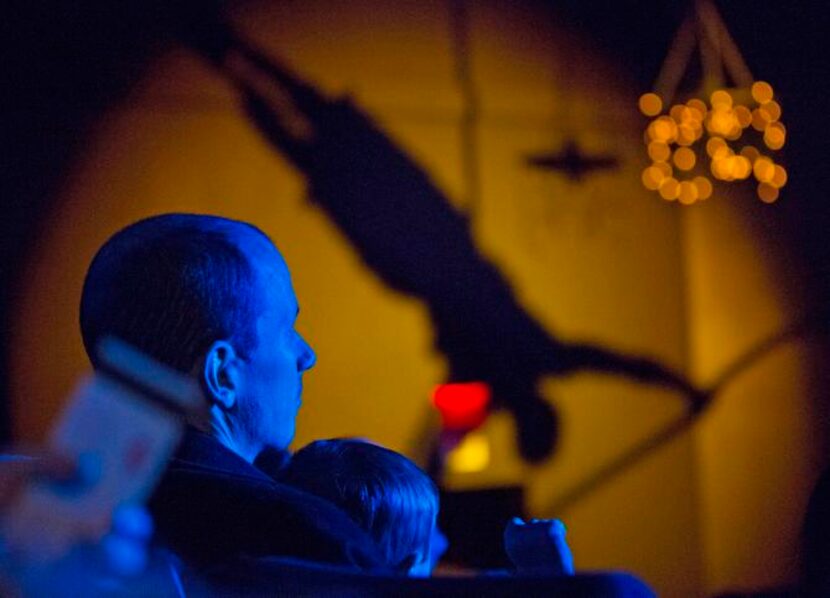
[185,24,708,464]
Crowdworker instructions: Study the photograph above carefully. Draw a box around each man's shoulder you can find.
[149,430,384,570]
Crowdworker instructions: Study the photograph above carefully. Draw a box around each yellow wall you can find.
[8,1,820,596]
[683,191,822,593]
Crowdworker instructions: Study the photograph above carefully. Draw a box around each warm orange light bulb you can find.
[648,141,671,162]
[734,105,753,128]
[758,182,779,203]
[687,98,708,115]
[733,156,752,179]
[751,81,774,104]
[709,107,736,136]
[711,157,731,180]
[670,105,686,123]
[678,181,699,205]
[764,122,786,150]
[711,90,733,109]
[762,100,782,122]
[706,137,727,158]
[673,147,697,171]
[753,157,776,183]
[751,108,770,131]
[651,116,677,143]
[740,146,760,163]
[677,124,696,146]
[639,93,663,117]
[642,166,665,190]
[771,165,788,188]
[659,177,680,200]
[693,176,713,200]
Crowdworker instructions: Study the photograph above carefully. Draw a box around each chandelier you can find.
[638,1,786,205]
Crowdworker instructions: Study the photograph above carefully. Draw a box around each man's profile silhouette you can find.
[79,213,382,568]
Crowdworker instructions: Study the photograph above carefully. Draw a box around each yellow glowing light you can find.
[711,89,733,109]
[651,116,678,143]
[751,108,770,131]
[670,105,685,122]
[686,107,705,123]
[712,147,732,162]
[673,147,696,171]
[740,146,760,163]
[753,157,776,183]
[762,100,782,122]
[771,165,788,188]
[654,161,673,178]
[709,107,736,136]
[659,177,680,200]
[648,141,671,162]
[706,137,726,157]
[734,105,753,128]
[757,182,779,203]
[687,98,708,118]
[446,432,491,474]
[678,181,699,205]
[642,165,665,190]
[764,122,786,150]
[733,156,753,179]
[725,156,743,180]
[693,176,713,200]
[751,81,774,104]
[677,124,696,146]
[639,93,663,117]
[712,157,734,181]
[710,160,723,180]
[725,124,743,140]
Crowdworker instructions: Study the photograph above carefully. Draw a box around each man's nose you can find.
[298,336,316,372]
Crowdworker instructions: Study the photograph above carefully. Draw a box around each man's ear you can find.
[202,341,240,410]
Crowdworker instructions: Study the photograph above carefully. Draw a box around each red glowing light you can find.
[432,382,491,431]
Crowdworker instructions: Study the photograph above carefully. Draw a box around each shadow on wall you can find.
[177,12,708,464]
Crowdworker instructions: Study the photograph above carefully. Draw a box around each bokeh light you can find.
[751,108,770,131]
[757,182,779,203]
[753,157,776,183]
[771,165,788,188]
[687,98,708,118]
[639,93,663,117]
[710,89,733,109]
[764,122,786,150]
[677,181,699,205]
[693,176,713,200]
[673,147,696,171]
[762,100,781,122]
[659,177,680,200]
[642,165,665,190]
[733,156,752,179]
[751,81,774,104]
[639,79,786,205]
[739,145,760,163]
[648,141,671,162]
[734,105,752,128]
[706,137,728,159]
[446,432,491,474]
[654,161,673,178]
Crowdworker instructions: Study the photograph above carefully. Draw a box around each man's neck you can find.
[202,409,260,464]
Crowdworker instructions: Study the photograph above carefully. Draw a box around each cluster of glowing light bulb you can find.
[639,81,787,204]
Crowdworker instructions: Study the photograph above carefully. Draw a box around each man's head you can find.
[279,439,439,576]
[80,213,316,459]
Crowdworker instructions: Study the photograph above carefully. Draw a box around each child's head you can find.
[279,438,438,575]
